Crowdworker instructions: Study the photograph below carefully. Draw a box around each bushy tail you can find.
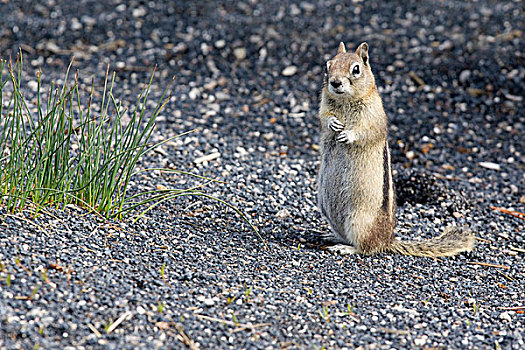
[387,226,475,257]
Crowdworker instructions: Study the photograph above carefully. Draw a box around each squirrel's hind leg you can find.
[326,244,357,255]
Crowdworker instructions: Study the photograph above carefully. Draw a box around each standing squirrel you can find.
[317,42,475,257]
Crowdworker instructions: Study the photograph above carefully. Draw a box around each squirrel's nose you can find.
[330,79,342,89]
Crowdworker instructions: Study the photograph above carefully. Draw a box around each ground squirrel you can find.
[317,42,475,257]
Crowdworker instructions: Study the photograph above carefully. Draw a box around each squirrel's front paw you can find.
[328,117,344,132]
[336,130,358,144]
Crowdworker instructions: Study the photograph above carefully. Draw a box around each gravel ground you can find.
[1,1,524,349]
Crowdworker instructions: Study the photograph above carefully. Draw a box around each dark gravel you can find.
[1,1,524,349]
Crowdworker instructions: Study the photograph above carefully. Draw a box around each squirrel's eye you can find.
[352,64,360,76]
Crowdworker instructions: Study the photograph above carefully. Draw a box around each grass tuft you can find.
[0,53,263,244]
[318,305,330,322]
[0,53,171,218]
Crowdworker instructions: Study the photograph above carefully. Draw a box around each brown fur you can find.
[359,210,395,255]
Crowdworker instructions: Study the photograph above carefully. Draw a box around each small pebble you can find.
[282,65,298,76]
[499,312,512,322]
[479,162,501,170]
[233,47,247,60]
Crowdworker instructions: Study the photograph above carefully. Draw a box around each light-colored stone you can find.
[282,65,298,76]
[233,47,247,60]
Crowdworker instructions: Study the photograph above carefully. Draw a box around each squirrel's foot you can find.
[328,116,344,132]
[326,244,357,255]
[336,130,358,144]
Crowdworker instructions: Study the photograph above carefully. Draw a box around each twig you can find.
[409,70,425,86]
[468,262,510,269]
[475,237,491,243]
[510,246,525,253]
[20,43,35,54]
[498,306,525,311]
[379,327,411,335]
[336,312,361,323]
[496,269,515,281]
[88,323,102,338]
[252,97,271,107]
[79,245,96,253]
[106,311,133,334]
[174,323,200,350]
[490,206,525,220]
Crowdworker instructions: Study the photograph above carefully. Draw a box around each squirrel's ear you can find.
[337,42,346,54]
[356,42,369,66]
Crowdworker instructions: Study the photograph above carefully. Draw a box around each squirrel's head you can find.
[324,42,374,99]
